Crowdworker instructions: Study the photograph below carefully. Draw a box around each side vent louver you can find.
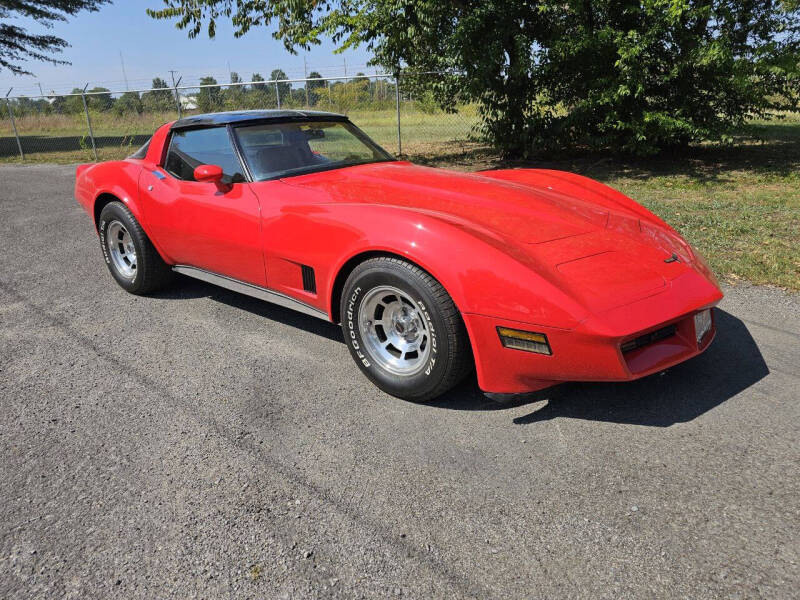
[301,265,317,294]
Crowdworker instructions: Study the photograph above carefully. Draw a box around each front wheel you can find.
[340,257,472,401]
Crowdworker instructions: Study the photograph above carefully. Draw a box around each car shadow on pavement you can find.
[153,275,345,343]
[432,310,769,427]
[157,280,768,426]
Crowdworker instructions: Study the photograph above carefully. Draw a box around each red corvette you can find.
[75,110,722,401]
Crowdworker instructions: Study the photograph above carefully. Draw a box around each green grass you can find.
[2,106,797,289]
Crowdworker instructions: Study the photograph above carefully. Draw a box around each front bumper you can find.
[463,272,722,394]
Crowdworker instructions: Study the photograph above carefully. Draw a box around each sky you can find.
[1,2,377,97]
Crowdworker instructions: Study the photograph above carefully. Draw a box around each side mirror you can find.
[194,164,224,184]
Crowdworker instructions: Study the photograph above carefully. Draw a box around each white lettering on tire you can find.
[99,219,111,265]
[346,286,371,367]
[417,300,438,376]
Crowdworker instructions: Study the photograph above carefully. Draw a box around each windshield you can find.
[234,120,394,181]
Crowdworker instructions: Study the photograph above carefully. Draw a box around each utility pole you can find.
[343,57,347,79]
[120,51,129,91]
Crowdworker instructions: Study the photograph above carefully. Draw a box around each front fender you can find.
[318,204,589,329]
[479,168,673,230]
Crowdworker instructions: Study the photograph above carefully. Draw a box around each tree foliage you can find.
[251,72,266,91]
[1,0,110,75]
[85,86,112,111]
[307,71,325,90]
[115,91,143,115]
[269,68,291,101]
[149,0,800,155]
[142,77,175,111]
[197,76,223,112]
[533,0,800,154]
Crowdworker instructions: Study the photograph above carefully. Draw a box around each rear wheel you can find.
[340,257,472,401]
[98,201,171,294]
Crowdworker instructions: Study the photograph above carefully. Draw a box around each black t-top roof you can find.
[171,109,347,130]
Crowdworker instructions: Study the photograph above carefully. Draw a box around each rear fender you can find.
[93,185,146,232]
[75,160,173,265]
[77,161,145,232]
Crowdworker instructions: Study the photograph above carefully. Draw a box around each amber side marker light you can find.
[497,327,552,355]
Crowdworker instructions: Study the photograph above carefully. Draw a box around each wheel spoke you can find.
[357,286,433,376]
[106,220,137,279]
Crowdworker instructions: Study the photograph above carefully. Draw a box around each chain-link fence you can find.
[0,73,483,163]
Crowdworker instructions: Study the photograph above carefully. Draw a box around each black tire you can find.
[340,257,472,401]
[98,201,172,294]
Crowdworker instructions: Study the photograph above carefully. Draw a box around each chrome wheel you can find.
[358,286,431,376]
[106,220,137,279]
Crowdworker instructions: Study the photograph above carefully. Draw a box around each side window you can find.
[164,127,245,183]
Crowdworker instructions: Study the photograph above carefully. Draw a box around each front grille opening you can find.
[621,324,677,353]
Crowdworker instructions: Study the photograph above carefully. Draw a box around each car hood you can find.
[282,162,709,314]
[283,161,612,244]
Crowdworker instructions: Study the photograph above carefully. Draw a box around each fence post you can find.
[5,89,24,160]
[81,84,98,162]
[275,81,281,109]
[173,76,183,119]
[394,73,402,156]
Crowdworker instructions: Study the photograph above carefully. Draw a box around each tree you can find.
[115,91,143,115]
[225,71,245,109]
[251,73,266,91]
[86,86,113,111]
[142,77,175,112]
[147,0,800,156]
[8,96,51,117]
[63,88,85,114]
[305,71,326,106]
[530,1,800,155]
[307,71,325,90]
[245,73,275,108]
[1,1,110,75]
[270,68,291,104]
[61,87,112,112]
[197,76,223,112]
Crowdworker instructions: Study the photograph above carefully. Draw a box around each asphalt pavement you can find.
[1,163,798,599]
